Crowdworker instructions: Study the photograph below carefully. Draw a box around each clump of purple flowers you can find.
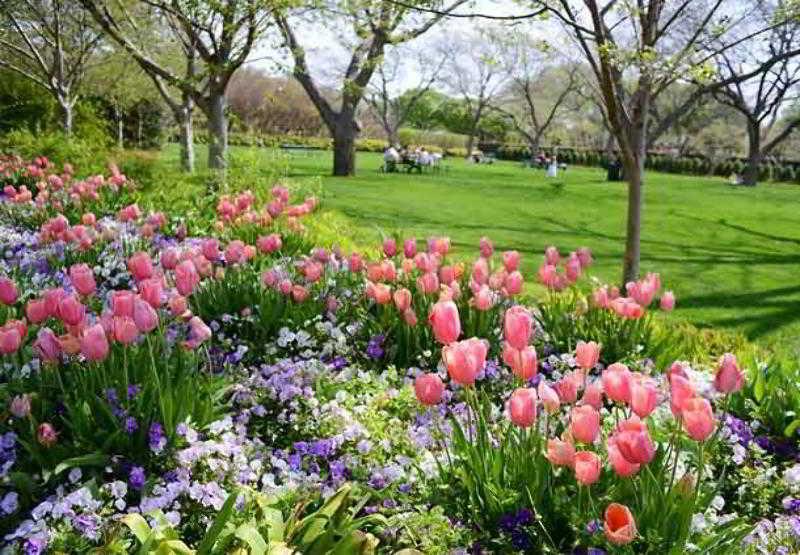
[366,334,385,360]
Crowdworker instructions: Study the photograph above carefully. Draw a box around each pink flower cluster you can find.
[592,272,676,319]
[214,185,318,231]
[537,245,593,290]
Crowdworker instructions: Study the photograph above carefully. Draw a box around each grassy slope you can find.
[150,145,800,346]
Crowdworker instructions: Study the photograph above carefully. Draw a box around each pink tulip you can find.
[604,503,637,545]
[502,250,520,272]
[383,238,397,257]
[573,451,602,485]
[417,272,439,294]
[201,238,220,262]
[291,285,309,302]
[414,373,444,405]
[576,247,593,268]
[479,236,493,258]
[34,328,62,362]
[682,398,715,441]
[546,437,576,467]
[714,353,744,394]
[429,300,461,344]
[43,288,66,317]
[504,306,533,350]
[160,248,180,270]
[414,252,435,273]
[508,388,537,428]
[538,263,559,288]
[26,298,48,323]
[503,343,538,380]
[371,283,392,305]
[111,290,135,318]
[403,308,418,326]
[0,326,22,355]
[113,317,139,344]
[428,236,450,256]
[225,240,246,265]
[545,245,560,265]
[0,277,18,305]
[403,238,417,259]
[442,337,488,386]
[602,362,632,404]
[660,290,675,311]
[37,423,58,447]
[630,376,658,418]
[613,418,655,464]
[504,271,523,296]
[127,251,154,281]
[670,374,696,417]
[133,298,159,333]
[169,295,189,318]
[57,294,85,326]
[80,324,109,361]
[257,233,282,254]
[472,257,489,285]
[439,265,456,285]
[538,381,561,413]
[185,316,212,349]
[607,437,641,477]
[575,341,600,370]
[570,405,600,444]
[349,252,364,272]
[473,285,494,311]
[9,394,31,418]
[175,260,200,296]
[555,372,581,404]
[139,278,164,308]
[565,254,582,283]
[381,260,397,282]
[580,380,604,410]
[393,288,412,312]
[69,264,96,296]
[592,286,610,309]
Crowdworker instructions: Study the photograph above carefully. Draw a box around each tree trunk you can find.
[206,92,228,170]
[61,101,73,137]
[177,94,195,173]
[137,105,143,148]
[742,120,761,186]
[332,119,357,176]
[114,105,124,149]
[621,152,644,286]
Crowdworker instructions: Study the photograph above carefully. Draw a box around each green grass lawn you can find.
[151,145,800,346]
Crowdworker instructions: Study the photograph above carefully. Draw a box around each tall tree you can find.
[438,28,508,157]
[712,1,800,185]
[530,0,800,284]
[366,45,445,145]
[493,33,579,155]
[274,0,466,176]
[0,0,102,135]
[81,0,275,170]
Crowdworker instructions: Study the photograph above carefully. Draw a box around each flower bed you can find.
[0,155,796,553]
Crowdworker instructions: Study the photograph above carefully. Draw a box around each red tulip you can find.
[604,503,637,545]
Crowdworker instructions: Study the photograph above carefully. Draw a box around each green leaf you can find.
[197,490,239,554]
[54,452,108,476]
[121,513,154,545]
[234,523,267,555]
[784,418,800,438]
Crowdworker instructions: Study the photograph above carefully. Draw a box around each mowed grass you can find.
[154,145,800,346]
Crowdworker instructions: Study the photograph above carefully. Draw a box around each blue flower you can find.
[129,466,146,490]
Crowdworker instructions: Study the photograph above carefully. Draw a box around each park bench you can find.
[279,144,320,157]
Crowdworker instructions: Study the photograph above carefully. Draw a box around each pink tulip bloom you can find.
[403,237,417,259]
[0,277,18,305]
[69,263,96,296]
[185,316,212,349]
[414,373,444,405]
[81,324,109,361]
[442,337,488,386]
[403,308,418,326]
[604,503,637,545]
[37,423,58,447]
[57,294,85,326]
[472,285,494,311]
[367,264,383,282]
[544,245,560,265]
[201,238,220,262]
[393,288,412,312]
[43,288,66,317]
[670,374,696,416]
[225,240,246,265]
[575,340,601,370]
[428,300,461,344]
[381,260,397,282]
[113,317,139,344]
[576,247,593,268]
[573,451,602,485]
[383,238,397,257]
[570,405,600,444]
[592,286,610,309]
[580,380,604,410]
[503,343,538,380]
[504,271,523,296]
[349,252,364,273]
[291,285,309,303]
[508,388,538,428]
[502,250,520,272]
[682,398,715,441]
[139,278,164,308]
[257,233,282,254]
[504,306,534,350]
[9,394,31,418]
[602,362,632,404]
[538,263,559,288]
[26,298,48,324]
[479,236,493,258]
[111,290,136,318]
[428,236,450,256]
[133,298,159,333]
[630,376,658,418]
[372,283,392,305]
[439,265,456,285]
[414,252,435,273]
[169,295,189,318]
[565,254,582,283]
[546,437,576,467]
[417,272,439,295]
[660,290,675,311]
[613,418,655,464]
[714,353,744,394]
[34,328,62,362]
[128,251,154,281]
[538,381,561,413]
[175,260,200,296]
[0,326,22,355]
[555,371,582,404]
[472,257,489,285]
[607,437,641,477]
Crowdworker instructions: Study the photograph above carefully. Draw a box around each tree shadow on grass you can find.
[680,285,800,339]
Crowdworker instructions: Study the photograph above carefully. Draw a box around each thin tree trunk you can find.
[178,94,194,173]
[742,120,761,186]
[622,153,644,285]
[333,119,357,176]
[137,105,143,148]
[206,91,228,170]
[114,105,124,149]
[61,101,73,137]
